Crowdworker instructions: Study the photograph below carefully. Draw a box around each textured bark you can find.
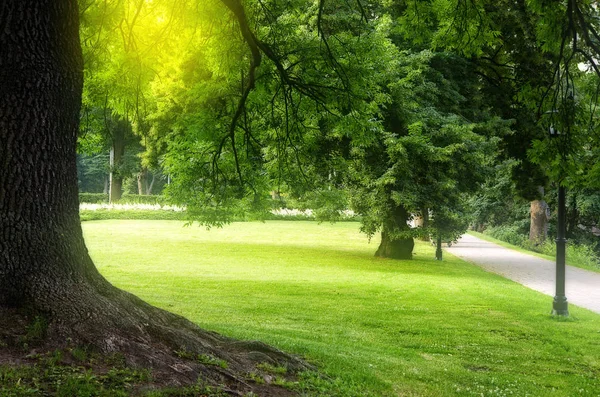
[375,205,414,260]
[0,0,305,389]
[0,0,87,307]
[529,200,549,243]
[529,186,549,243]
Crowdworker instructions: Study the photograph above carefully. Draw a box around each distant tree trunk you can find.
[103,175,109,194]
[146,173,155,195]
[109,121,125,202]
[375,205,414,260]
[137,168,148,195]
[529,187,549,243]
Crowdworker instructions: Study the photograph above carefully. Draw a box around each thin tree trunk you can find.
[109,121,125,202]
[146,173,156,195]
[435,234,443,261]
[137,168,148,195]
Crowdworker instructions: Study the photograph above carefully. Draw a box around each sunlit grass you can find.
[83,220,600,396]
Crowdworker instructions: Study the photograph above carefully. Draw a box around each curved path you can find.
[446,234,600,314]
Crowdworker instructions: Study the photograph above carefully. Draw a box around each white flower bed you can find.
[79,203,357,218]
[271,208,356,218]
[270,208,314,217]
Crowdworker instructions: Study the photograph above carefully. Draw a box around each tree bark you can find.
[137,168,148,195]
[529,199,549,242]
[375,205,414,260]
[146,172,155,195]
[529,186,549,243]
[0,0,88,306]
[0,0,304,388]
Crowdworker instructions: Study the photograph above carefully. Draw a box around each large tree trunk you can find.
[529,187,549,243]
[0,0,304,390]
[375,205,414,260]
[375,231,415,259]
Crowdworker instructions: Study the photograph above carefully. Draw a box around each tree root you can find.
[2,278,312,396]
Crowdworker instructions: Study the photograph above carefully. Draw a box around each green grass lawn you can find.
[83,220,600,396]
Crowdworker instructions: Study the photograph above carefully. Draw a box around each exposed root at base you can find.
[0,305,312,396]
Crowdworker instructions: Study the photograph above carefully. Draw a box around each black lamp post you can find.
[548,125,569,316]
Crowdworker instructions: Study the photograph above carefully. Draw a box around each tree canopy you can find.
[71,0,600,258]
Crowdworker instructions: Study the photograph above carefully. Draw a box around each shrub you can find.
[119,194,168,205]
[567,243,600,270]
[79,193,108,204]
[79,193,170,205]
[485,226,600,271]
[484,225,528,247]
[80,209,188,222]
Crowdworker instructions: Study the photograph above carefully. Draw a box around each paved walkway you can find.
[445,234,600,314]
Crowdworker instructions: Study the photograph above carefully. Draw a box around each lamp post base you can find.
[552,296,569,316]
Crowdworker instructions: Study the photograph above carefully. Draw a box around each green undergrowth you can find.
[78,193,168,205]
[0,351,369,397]
[1,347,333,396]
[82,220,600,396]
[470,230,600,272]
[0,363,235,397]
[0,350,154,397]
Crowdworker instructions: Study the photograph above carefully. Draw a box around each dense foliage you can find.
[76,0,600,259]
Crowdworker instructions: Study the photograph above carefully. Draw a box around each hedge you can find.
[79,193,168,205]
[80,209,187,222]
